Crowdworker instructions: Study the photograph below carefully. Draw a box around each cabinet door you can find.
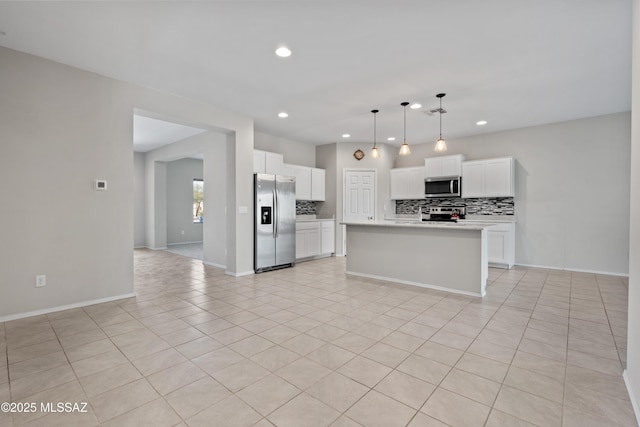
[389,169,408,199]
[305,228,321,257]
[484,158,513,197]
[321,221,335,254]
[265,152,284,175]
[253,150,266,173]
[424,158,442,178]
[311,168,326,201]
[488,229,508,264]
[291,166,311,200]
[295,229,306,259]
[407,167,425,199]
[441,155,462,176]
[280,163,296,178]
[461,161,485,198]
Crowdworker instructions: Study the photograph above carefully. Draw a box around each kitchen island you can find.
[342,220,496,297]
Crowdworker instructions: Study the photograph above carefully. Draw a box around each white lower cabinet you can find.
[487,222,515,268]
[296,220,335,260]
[296,222,320,259]
[321,221,335,255]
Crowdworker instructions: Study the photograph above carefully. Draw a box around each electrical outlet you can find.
[36,275,46,287]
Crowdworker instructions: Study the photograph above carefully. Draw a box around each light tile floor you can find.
[0,250,635,426]
[165,243,204,261]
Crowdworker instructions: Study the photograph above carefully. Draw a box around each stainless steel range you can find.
[424,206,466,222]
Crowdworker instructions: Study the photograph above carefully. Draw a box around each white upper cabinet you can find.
[286,164,325,201]
[290,165,312,200]
[390,166,425,200]
[253,150,266,173]
[254,150,326,201]
[425,154,465,178]
[461,161,485,198]
[253,150,284,174]
[462,157,514,198]
[265,151,284,174]
[311,168,326,201]
[484,158,514,197]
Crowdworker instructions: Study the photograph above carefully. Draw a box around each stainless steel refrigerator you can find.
[254,173,296,273]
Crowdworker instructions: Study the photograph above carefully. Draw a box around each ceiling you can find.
[0,1,632,148]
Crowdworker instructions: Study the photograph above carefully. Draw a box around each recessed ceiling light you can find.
[410,103,422,109]
[342,134,351,138]
[278,112,289,118]
[387,137,396,141]
[275,46,292,58]
[476,120,488,126]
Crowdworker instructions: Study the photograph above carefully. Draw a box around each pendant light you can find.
[399,102,411,156]
[434,93,447,152]
[370,109,380,159]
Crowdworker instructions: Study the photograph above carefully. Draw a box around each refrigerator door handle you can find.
[273,189,279,238]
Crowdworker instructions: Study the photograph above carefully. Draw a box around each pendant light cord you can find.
[439,97,442,139]
[403,104,407,143]
[371,109,379,149]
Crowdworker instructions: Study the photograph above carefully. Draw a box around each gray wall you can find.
[0,46,254,320]
[166,158,204,245]
[255,131,316,167]
[394,112,631,275]
[625,0,639,418]
[133,151,146,248]
[317,142,396,256]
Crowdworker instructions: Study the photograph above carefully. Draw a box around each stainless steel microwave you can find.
[425,176,461,198]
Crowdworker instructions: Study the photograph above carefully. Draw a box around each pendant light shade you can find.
[370,109,380,159]
[399,102,411,156]
[434,93,447,152]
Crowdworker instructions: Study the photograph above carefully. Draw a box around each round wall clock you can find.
[353,149,365,161]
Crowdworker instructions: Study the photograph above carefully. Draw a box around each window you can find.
[193,179,203,223]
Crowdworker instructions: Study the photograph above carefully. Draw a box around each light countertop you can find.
[383,214,516,224]
[342,220,497,231]
[296,215,335,222]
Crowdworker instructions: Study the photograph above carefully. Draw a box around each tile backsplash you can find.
[395,197,514,215]
[296,200,318,215]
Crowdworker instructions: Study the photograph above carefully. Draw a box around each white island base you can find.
[344,222,491,297]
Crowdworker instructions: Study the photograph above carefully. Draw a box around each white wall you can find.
[166,158,203,245]
[0,46,254,319]
[255,131,316,167]
[625,0,640,421]
[394,112,631,275]
[143,131,228,269]
[133,151,146,248]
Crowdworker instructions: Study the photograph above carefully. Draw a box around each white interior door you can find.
[343,169,376,254]
[344,170,376,222]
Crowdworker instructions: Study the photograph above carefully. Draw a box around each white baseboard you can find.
[225,270,255,277]
[203,260,226,269]
[345,270,484,298]
[167,241,204,246]
[0,293,137,323]
[144,246,168,250]
[623,370,640,427]
[515,262,629,277]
